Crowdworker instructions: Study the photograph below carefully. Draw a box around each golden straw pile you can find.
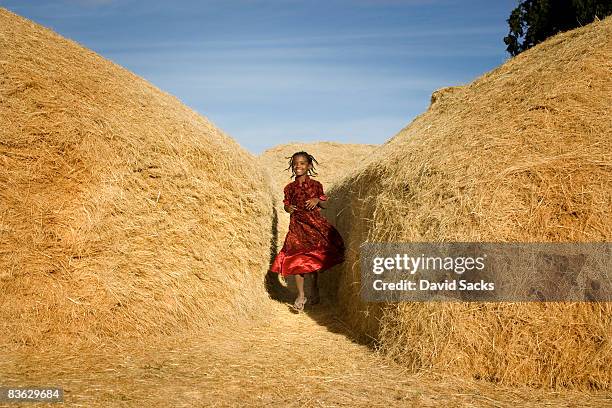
[323,16,612,390]
[0,8,275,350]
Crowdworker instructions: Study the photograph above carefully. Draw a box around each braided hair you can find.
[285,151,319,178]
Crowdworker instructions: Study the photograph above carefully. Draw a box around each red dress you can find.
[270,175,345,277]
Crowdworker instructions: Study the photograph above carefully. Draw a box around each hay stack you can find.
[325,18,612,389]
[0,8,274,349]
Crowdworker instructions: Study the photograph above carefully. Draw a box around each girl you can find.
[270,151,345,312]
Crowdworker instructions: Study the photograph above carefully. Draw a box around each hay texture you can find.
[324,17,612,390]
[0,8,274,349]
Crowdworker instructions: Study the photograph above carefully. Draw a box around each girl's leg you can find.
[295,274,305,302]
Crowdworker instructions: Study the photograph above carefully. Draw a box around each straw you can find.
[322,16,612,390]
[0,7,276,350]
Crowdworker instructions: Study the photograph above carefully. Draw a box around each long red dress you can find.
[270,175,345,277]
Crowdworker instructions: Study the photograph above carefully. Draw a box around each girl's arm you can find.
[305,182,329,210]
[317,181,328,208]
[283,184,296,213]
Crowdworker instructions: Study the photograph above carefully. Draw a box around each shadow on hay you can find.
[264,206,292,303]
[263,206,297,304]
[303,276,375,348]
[263,206,372,347]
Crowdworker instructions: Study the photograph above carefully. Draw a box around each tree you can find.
[504,0,612,56]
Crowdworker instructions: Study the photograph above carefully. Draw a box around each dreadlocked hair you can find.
[285,151,319,178]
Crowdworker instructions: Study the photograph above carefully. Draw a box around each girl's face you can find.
[292,155,311,176]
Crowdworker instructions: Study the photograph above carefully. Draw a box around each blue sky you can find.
[2,0,518,154]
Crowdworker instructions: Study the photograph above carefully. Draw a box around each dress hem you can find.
[270,246,344,277]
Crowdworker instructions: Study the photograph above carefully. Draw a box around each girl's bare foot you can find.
[292,296,307,312]
[293,274,306,311]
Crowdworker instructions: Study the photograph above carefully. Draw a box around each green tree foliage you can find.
[504,0,612,56]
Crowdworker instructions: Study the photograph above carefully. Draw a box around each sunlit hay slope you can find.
[259,142,378,253]
[0,8,274,349]
[325,17,612,390]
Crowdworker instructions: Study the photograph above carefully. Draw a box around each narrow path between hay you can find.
[3,298,610,407]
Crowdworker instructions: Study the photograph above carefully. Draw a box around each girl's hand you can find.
[305,198,320,210]
[285,204,298,214]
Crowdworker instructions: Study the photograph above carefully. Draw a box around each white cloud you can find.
[91,25,505,54]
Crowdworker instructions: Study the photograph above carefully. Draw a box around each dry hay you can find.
[4,301,611,407]
[323,17,612,390]
[0,8,275,350]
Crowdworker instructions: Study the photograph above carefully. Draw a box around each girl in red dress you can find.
[270,151,345,311]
